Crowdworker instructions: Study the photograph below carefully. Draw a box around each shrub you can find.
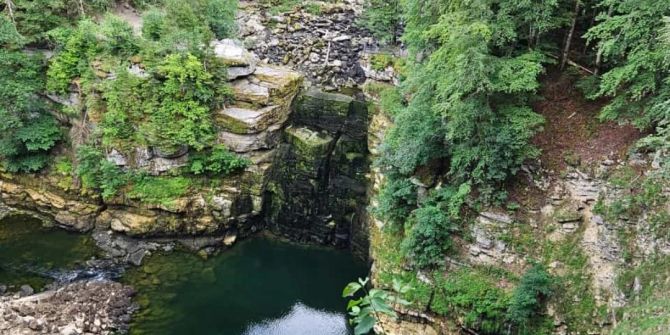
[144,53,217,152]
[401,205,453,268]
[372,177,417,228]
[75,145,128,199]
[507,264,554,325]
[0,50,61,173]
[141,7,166,40]
[432,269,510,334]
[128,175,191,206]
[206,0,238,39]
[188,145,249,175]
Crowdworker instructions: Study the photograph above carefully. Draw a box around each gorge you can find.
[2,0,670,335]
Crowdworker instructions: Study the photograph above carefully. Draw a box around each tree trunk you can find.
[5,0,15,24]
[561,0,581,70]
[78,0,85,16]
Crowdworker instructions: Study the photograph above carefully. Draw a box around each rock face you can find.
[0,43,303,241]
[0,40,371,250]
[236,0,373,89]
[266,88,369,246]
[0,175,101,231]
[0,280,135,335]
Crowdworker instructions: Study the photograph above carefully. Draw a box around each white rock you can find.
[211,39,259,67]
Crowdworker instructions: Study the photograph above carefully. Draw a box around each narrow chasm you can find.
[265,88,370,252]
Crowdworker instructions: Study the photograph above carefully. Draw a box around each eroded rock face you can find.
[266,88,369,246]
[0,280,135,335]
[0,177,101,231]
[1,44,304,238]
[236,0,373,89]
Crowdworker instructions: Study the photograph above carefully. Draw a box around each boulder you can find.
[253,65,303,98]
[106,149,127,166]
[216,105,286,134]
[211,39,258,67]
[284,126,334,159]
[231,79,270,105]
[293,88,353,133]
[217,123,283,152]
[227,64,256,80]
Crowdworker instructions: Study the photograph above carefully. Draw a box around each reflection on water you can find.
[244,302,348,335]
[125,236,367,335]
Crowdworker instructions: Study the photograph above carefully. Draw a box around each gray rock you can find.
[227,63,257,80]
[211,39,259,67]
[106,149,127,166]
[217,105,285,134]
[19,285,34,297]
[127,249,147,266]
[217,123,283,152]
[127,64,149,78]
[135,147,153,167]
[151,155,189,174]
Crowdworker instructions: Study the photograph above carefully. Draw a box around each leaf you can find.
[347,297,363,310]
[353,314,376,335]
[342,282,362,297]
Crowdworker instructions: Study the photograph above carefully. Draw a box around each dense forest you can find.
[357,0,670,334]
[1,0,670,334]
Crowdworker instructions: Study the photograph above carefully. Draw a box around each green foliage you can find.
[75,145,128,199]
[401,205,453,268]
[144,53,218,152]
[401,184,470,268]
[141,7,166,40]
[360,0,401,44]
[372,177,417,227]
[343,277,411,335]
[138,0,237,51]
[46,20,100,93]
[0,49,61,172]
[507,264,554,325]
[8,0,113,43]
[613,256,670,334]
[100,68,146,147]
[205,0,238,39]
[373,0,550,273]
[188,145,249,175]
[128,175,191,206]
[431,269,510,334]
[584,0,670,128]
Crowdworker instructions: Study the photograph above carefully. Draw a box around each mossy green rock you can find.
[293,88,353,133]
[284,126,334,160]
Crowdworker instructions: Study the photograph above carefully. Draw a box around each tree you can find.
[360,0,402,44]
[0,26,61,172]
[507,264,554,327]
[584,0,670,127]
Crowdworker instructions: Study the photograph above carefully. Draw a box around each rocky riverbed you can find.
[0,280,136,335]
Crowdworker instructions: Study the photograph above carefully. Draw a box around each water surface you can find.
[0,214,99,290]
[0,215,367,334]
[125,236,367,335]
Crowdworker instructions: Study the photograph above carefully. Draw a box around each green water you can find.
[0,214,99,290]
[125,236,368,335]
[0,215,367,334]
